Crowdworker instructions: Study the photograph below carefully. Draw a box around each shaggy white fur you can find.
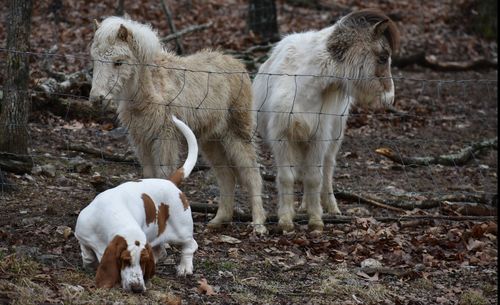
[89,16,267,234]
[253,9,399,232]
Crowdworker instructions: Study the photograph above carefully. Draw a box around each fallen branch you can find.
[335,191,407,213]
[375,137,497,167]
[190,203,497,223]
[392,52,498,71]
[0,152,33,174]
[160,22,213,43]
[60,143,136,163]
[34,69,92,98]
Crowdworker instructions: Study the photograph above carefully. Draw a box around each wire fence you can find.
[0,44,497,226]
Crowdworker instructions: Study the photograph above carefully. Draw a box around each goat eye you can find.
[378,55,388,64]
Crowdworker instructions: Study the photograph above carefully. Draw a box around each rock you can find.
[361,258,382,269]
[108,126,128,139]
[33,164,56,177]
[15,245,41,258]
[69,156,92,174]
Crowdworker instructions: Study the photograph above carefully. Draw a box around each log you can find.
[375,137,497,167]
[0,152,33,174]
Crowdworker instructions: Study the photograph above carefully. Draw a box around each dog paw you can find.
[176,264,193,276]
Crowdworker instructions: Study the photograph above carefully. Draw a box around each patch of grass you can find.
[459,289,488,305]
[413,278,434,290]
[319,264,391,304]
[0,254,39,278]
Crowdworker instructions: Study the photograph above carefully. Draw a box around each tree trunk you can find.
[115,0,125,16]
[248,0,279,42]
[0,0,33,155]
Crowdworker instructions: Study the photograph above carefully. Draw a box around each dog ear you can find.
[117,24,130,42]
[95,235,128,288]
[141,244,156,282]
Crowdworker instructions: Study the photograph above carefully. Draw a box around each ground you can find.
[0,0,497,305]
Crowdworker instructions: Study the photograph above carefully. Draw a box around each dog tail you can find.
[169,115,198,186]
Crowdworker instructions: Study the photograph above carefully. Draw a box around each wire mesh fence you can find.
[0,45,497,227]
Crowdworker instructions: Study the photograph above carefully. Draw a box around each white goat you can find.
[89,17,267,234]
[253,9,400,232]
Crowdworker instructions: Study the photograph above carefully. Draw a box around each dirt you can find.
[0,0,497,304]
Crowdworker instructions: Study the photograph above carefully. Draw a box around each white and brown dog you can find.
[75,116,198,293]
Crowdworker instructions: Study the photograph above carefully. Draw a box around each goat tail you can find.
[169,115,198,186]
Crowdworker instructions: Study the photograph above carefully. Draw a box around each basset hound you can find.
[75,116,198,293]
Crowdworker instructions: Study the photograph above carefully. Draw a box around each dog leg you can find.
[176,239,198,276]
[80,244,98,271]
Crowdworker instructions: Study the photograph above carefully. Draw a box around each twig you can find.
[375,137,497,167]
[159,0,184,54]
[335,191,407,213]
[60,143,136,163]
[160,22,213,43]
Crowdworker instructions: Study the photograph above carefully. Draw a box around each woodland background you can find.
[0,0,497,304]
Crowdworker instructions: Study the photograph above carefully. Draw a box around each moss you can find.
[459,289,488,305]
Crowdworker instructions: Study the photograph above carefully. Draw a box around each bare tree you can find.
[0,0,33,170]
[248,0,279,42]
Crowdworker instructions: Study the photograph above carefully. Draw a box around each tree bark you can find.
[0,0,33,155]
[248,0,279,42]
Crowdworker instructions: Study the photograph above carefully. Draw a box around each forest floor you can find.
[0,0,497,304]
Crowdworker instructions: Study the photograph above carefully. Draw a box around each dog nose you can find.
[130,283,144,293]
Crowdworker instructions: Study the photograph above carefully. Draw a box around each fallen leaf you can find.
[219,235,241,244]
[197,278,216,296]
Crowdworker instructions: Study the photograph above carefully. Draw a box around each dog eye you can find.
[114,60,123,67]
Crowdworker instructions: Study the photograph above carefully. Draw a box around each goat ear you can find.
[117,24,130,42]
[95,235,128,288]
[141,244,156,281]
[93,19,100,31]
[372,19,389,39]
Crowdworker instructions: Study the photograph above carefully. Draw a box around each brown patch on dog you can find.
[169,168,185,186]
[140,244,156,281]
[142,193,157,225]
[157,203,170,236]
[95,235,128,288]
[179,192,190,210]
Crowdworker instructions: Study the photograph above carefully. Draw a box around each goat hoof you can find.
[253,224,268,235]
[308,220,324,233]
[279,220,295,233]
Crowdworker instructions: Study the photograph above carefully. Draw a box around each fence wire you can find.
[0,46,497,225]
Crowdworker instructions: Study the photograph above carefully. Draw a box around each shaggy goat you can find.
[253,9,400,232]
[89,17,267,234]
